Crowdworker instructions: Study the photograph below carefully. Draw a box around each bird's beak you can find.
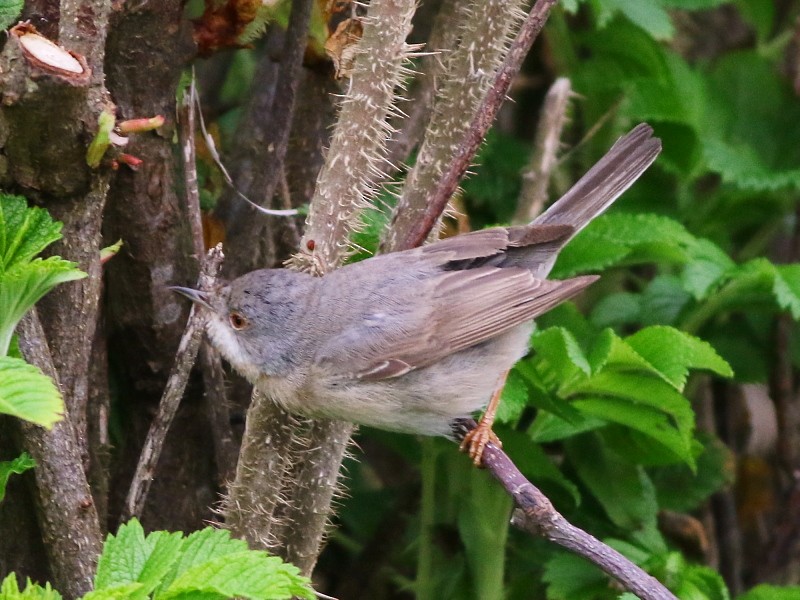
[169,286,212,310]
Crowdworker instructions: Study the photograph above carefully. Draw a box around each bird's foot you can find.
[460,421,502,466]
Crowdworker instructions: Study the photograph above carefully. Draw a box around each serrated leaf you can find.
[96,521,313,600]
[568,433,660,529]
[672,564,730,600]
[652,434,734,512]
[590,292,642,328]
[682,259,730,300]
[552,213,701,278]
[701,52,800,192]
[94,519,152,593]
[161,552,314,600]
[640,276,691,326]
[135,531,183,596]
[598,0,674,40]
[82,583,146,600]
[495,368,530,424]
[528,410,606,443]
[0,573,62,600]
[0,0,23,31]
[0,452,35,502]
[625,326,733,389]
[531,327,592,385]
[774,265,800,320]
[156,526,251,593]
[574,396,694,465]
[515,360,586,423]
[592,330,660,375]
[0,357,63,428]
[0,195,63,273]
[0,258,86,357]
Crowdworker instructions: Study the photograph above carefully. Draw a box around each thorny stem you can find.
[384,0,528,252]
[397,0,558,251]
[289,0,417,274]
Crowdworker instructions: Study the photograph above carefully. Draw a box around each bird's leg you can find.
[460,371,507,466]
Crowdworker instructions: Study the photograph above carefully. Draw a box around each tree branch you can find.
[17,309,103,599]
[451,420,678,600]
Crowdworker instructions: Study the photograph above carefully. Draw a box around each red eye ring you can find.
[229,312,248,330]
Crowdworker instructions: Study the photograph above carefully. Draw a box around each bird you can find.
[173,123,661,465]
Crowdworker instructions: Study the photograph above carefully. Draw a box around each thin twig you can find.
[178,75,238,488]
[123,245,225,520]
[194,82,299,218]
[398,0,558,251]
[452,420,678,600]
[178,74,205,260]
[512,77,572,224]
[200,343,238,486]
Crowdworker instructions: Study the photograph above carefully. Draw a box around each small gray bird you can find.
[174,124,661,464]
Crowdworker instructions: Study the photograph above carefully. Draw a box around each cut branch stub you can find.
[10,23,91,86]
[0,22,106,196]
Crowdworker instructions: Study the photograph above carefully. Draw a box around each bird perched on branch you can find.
[173,123,661,465]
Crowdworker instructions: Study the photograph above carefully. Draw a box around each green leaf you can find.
[590,292,642,328]
[0,452,35,502]
[0,0,23,32]
[82,583,146,600]
[0,258,86,355]
[0,195,85,356]
[0,195,63,273]
[640,276,691,326]
[495,368,530,424]
[157,526,251,593]
[96,520,314,600]
[595,0,674,40]
[738,585,800,600]
[543,551,609,600]
[576,397,693,465]
[774,265,800,320]
[568,434,659,530]
[552,213,703,278]
[531,327,592,384]
[86,110,116,169]
[161,552,314,600]
[0,574,61,600]
[0,357,63,428]
[625,326,734,389]
[701,52,800,191]
[94,519,153,593]
[528,410,607,443]
[652,434,734,512]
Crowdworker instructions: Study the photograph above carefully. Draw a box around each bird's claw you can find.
[460,423,502,466]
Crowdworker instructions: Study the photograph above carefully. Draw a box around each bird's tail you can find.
[533,123,662,236]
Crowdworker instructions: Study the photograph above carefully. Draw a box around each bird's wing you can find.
[315,265,596,381]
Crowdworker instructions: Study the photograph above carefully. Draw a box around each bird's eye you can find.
[229,312,249,330]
